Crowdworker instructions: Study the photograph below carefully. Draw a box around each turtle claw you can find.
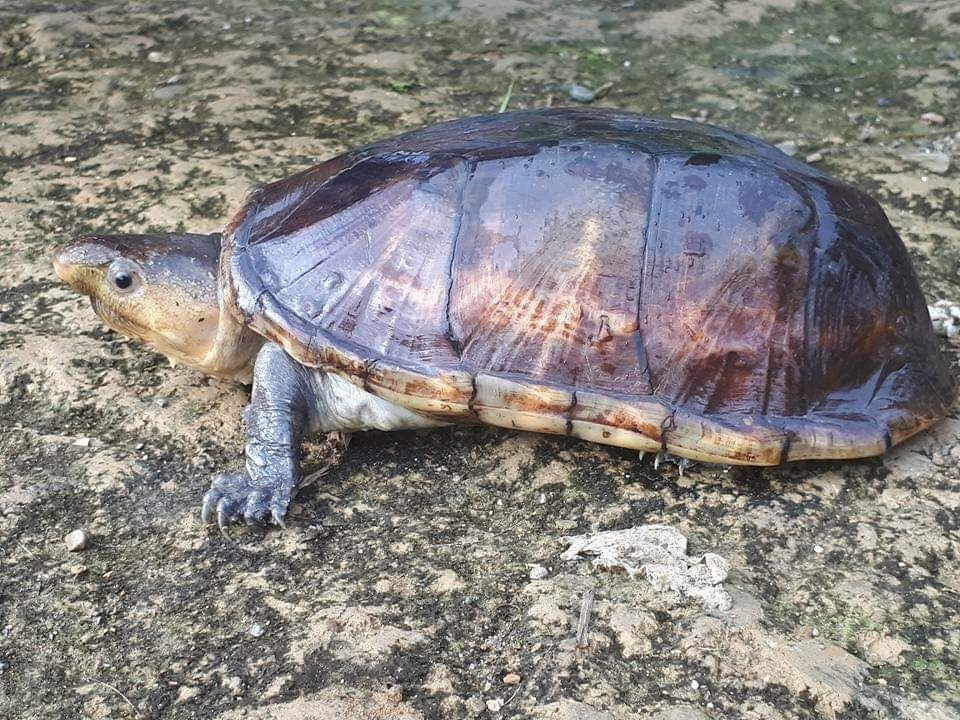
[201,471,294,532]
[654,450,667,471]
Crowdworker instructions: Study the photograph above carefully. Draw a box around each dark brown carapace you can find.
[221,108,954,465]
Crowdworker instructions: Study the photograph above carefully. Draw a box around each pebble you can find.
[485,698,504,712]
[876,97,895,108]
[146,50,172,64]
[826,35,841,45]
[529,564,549,580]
[775,140,798,156]
[920,112,946,126]
[64,528,90,552]
[804,151,824,163]
[568,84,595,103]
[249,623,264,637]
[72,437,91,447]
[503,672,521,685]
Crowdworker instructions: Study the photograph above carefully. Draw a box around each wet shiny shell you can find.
[222,108,954,465]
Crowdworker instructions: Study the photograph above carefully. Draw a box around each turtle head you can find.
[53,233,261,381]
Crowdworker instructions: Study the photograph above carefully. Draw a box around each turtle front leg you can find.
[202,343,314,530]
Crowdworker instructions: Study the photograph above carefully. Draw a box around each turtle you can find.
[53,108,955,530]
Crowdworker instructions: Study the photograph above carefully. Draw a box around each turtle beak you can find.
[52,247,80,286]
[53,240,119,294]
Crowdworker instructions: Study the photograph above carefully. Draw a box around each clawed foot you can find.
[201,471,295,533]
[639,450,696,476]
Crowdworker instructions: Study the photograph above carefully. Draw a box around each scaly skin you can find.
[202,343,312,530]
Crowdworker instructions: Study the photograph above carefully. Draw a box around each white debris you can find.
[560,525,732,610]
[929,300,960,338]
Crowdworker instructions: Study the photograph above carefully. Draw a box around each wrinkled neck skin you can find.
[203,295,263,383]
[53,233,263,384]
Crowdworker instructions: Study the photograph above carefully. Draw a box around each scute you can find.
[222,108,954,465]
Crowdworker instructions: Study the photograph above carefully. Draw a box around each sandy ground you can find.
[1,1,959,718]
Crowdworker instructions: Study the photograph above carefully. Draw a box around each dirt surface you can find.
[2,1,959,719]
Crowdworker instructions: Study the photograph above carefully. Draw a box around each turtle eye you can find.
[107,259,142,295]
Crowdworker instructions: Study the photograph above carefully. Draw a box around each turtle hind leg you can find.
[202,343,314,531]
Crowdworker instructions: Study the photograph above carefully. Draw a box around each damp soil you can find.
[1,2,959,719]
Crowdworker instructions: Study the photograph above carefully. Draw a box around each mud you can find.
[1,1,959,719]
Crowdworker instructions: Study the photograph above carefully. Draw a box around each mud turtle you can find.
[54,108,954,529]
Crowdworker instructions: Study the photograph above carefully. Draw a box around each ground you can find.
[1,1,959,719]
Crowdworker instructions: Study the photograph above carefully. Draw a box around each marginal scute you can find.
[366,360,474,419]
[664,409,787,465]
[222,108,955,465]
[472,374,571,435]
[568,390,670,451]
[778,414,887,462]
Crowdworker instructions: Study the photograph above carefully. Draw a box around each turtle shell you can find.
[222,108,954,465]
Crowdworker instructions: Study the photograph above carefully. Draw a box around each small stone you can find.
[813,544,824,554]
[176,686,200,704]
[65,529,90,552]
[486,698,504,712]
[804,151,824,163]
[503,672,521,685]
[249,623,264,637]
[68,564,87,576]
[568,84,595,103]
[920,112,946,125]
[529,564,549,580]
[690,679,700,689]
[775,140,798,156]
[876,97,895,108]
[72,437,91,447]
[146,50,172,64]
[826,34,841,45]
